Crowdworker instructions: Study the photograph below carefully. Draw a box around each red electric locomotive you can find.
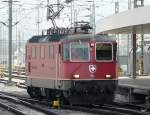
[26,23,118,105]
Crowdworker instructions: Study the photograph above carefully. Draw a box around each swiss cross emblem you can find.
[89,65,96,73]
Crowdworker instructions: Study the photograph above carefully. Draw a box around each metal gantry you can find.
[3,0,19,84]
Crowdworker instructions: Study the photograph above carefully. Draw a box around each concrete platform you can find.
[119,76,150,91]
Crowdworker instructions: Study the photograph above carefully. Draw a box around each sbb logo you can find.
[89,65,96,73]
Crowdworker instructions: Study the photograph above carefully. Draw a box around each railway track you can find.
[0,92,58,115]
[0,67,27,89]
[108,101,147,111]
[62,102,150,115]
[0,67,26,79]
[0,91,150,115]
[0,92,93,115]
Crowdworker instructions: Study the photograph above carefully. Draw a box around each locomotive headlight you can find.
[106,74,112,79]
[73,74,80,79]
[90,43,94,47]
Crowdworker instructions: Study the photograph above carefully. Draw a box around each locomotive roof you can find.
[28,34,116,43]
[28,34,66,43]
[61,34,116,43]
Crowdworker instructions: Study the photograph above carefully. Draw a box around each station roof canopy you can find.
[96,6,150,34]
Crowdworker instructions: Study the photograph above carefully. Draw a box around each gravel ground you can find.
[0,83,29,97]
[0,107,15,115]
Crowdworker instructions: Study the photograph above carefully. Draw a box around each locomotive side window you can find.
[63,44,69,60]
[49,45,54,58]
[113,44,117,60]
[96,43,112,61]
[40,46,45,59]
[31,46,36,58]
[70,43,89,61]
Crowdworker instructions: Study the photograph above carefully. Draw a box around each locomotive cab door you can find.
[55,44,63,89]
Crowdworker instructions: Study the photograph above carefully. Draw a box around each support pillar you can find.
[8,0,13,84]
[132,27,136,79]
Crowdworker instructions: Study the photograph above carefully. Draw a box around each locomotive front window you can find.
[70,43,89,61]
[96,43,112,61]
[63,44,69,60]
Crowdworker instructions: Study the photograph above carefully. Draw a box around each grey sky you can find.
[0,0,150,40]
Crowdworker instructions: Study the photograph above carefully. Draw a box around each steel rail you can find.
[19,100,58,115]
[0,91,28,99]
[61,105,125,115]
[107,102,146,111]
[62,104,150,115]
[0,93,58,115]
[0,77,27,89]
[0,91,149,115]
[0,102,26,115]
[102,104,149,115]
[18,97,48,106]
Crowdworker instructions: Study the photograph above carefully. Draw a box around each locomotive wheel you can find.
[27,87,35,98]
[27,87,42,99]
[35,87,42,99]
[60,96,70,105]
[62,90,70,105]
[45,88,53,100]
[45,89,69,106]
[105,92,115,104]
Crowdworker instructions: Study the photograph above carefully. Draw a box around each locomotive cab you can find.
[61,35,117,80]
[59,35,118,105]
